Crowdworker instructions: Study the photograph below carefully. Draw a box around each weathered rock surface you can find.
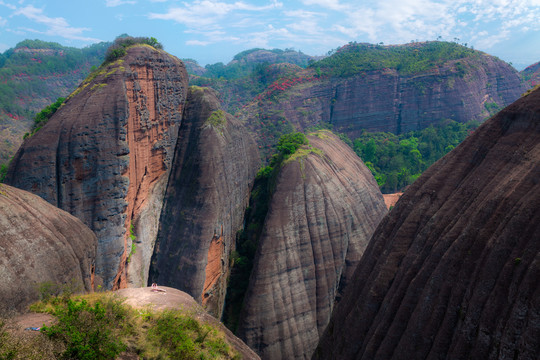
[149,86,259,317]
[5,45,188,289]
[238,43,527,156]
[115,286,261,359]
[236,131,387,359]
[522,61,540,87]
[0,184,96,314]
[315,88,540,359]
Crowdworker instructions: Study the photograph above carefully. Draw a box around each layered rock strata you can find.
[315,88,540,359]
[236,131,387,359]
[0,184,97,313]
[149,86,259,317]
[5,45,188,289]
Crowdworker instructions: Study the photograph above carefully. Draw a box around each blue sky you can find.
[0,0,539,70]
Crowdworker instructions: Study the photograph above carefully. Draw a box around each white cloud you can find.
[300,0,345,11]
[0,16,6,26]
[186,40,210,46]
[105,0,136,7]
[0,1,16,10]
[149,0,283,29]
[12,5,100,42]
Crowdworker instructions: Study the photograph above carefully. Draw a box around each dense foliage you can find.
[354,120,479,193]
[24,96,65,138]
[104,35,163,63]
[0,290,237,359]
[312,41,478,77]
[223,132,308,331]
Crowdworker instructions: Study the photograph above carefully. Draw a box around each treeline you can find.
[312,41,479,77]
[354,120,479,193]
[104,35,162,63]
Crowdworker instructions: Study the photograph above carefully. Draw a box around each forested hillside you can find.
[0,40,108,166]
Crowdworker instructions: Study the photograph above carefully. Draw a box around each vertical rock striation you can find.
[0,184,97,313]
[149,86,259,317]
[314,88,540,359]
[236,131,387,359]
[5,45,188,289]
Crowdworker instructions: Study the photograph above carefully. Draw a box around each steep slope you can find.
[149,86,259,318]
[0,40,108,165]
[315,88,540,359]
[5,45,188,289]
[0,184,96,314]
[238,42,527,155]
[521,61,540,87]
[236,131,387,359]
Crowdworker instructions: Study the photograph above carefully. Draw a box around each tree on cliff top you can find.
[105,36,163,63]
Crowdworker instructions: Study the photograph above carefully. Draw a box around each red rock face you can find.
[314,88,540,359]
[0,184,97,313]
[149,86,260,318]
[5,46,188,289]
[236,132,387,360]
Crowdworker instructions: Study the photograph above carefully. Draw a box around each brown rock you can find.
[149,86,260,317]
[5,45,188,289]
[314,88,540,359]
[236,131,387,359]
[0,184,96,314]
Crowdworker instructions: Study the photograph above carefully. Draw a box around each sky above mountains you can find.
[0,0,539,70]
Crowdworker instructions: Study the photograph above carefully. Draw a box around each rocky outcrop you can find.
[236,131,387,359]
[0,184,96,314]
[314,88,540,359]
[5,45,188,289]
[521,61,540,87]
[238,42,527,155]
[116,286,261,359]
[149,86,259,317]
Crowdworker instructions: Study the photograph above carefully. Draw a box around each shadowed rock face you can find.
[0,184,96,314]
[149,86,259,318]
[236,131,387,360]
[5,46,188,289]
[314,88,540,360]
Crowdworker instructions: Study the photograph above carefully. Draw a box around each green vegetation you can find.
[312,41,478,77]
[353,120,479,193]
[23,96,65,138]
[104,35,163,63]
[206,109,227,129]
[2,290,238,359]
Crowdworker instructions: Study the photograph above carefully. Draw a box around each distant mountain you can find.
[236,41,527,159]
[0,39,109,165]
[521,61,540,87]
[188,48,321,113]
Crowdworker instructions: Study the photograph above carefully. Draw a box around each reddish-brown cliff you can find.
[314,88,540,359]
[236,131,387,359]
[5,45,188,289]
[149,86,259,317]
[0,184,96,313]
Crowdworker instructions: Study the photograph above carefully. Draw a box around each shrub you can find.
[104,36,163,63]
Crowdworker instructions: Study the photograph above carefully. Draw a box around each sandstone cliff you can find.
[149,86,259,317]
[238,42,527,155]
[0,184,96,313]
[522,61,540,87]
[236,131,387,359]
[5,45,188,289]
[314,88,540,359]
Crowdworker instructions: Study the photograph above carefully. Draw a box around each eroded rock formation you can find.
[238,43,527,156]
[5,45,188,289]
[314,88,540,359]
[0,184,96,313]
[236,131,387,359]
[149,86,259,317]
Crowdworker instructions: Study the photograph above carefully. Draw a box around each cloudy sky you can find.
[0,0,539,69]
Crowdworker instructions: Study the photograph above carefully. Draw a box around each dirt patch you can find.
[383,192,403,209]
